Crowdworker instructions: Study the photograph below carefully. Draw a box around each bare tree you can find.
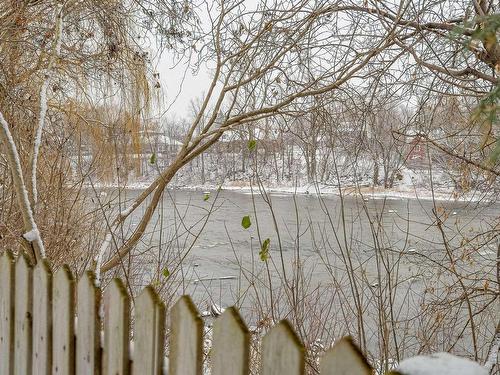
[96,0,398,276]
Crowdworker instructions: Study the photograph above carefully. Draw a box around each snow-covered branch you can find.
[29,4,64,209]
[0,112,46,260]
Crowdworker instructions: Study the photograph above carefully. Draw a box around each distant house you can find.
[408,136,426,159]
[132,130,183,176]
[140,130,183,155]
[405,135,429,168]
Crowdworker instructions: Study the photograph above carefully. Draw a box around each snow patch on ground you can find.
[484,332,500,373]
[87,180,490,203]
[85,165,494,203]
[395,352,487,375]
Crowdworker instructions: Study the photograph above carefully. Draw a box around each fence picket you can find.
[76,271,100,375]
[32,260,52,375]
[320,337,372,375]
[132,286,165,375]
[169,295,203,375]
[103,278,130,375]
[261,320,305,375]
[14,253,33,375]
[212,307,249,375]
[52,265,75,375]
[0,251,14,375]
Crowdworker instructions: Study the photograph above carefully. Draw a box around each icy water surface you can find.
[106,188,498,355]
[113,189,496,293]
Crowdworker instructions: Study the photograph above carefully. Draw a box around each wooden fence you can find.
[0,251,373,375]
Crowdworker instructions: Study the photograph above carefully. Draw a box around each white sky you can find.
[154,53,212,120]
[151,0,261,121]
[148,0,422,124]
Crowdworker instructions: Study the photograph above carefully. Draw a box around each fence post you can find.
[0,251,15,375]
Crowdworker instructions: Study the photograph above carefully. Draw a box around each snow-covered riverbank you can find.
[90,179,494,203]
[86,155,500,203]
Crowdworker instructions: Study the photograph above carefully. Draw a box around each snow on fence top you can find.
[0,251,488,375]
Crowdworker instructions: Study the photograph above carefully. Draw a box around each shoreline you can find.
[87,181,492,203]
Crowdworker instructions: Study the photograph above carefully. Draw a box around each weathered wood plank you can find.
[103,278,130,375]
[320,337,372,375]
[76,271,101,375]
[131,286,165,375]
[261,320,305,375]
[14,253,33,375]
[212,307,249,375]
[168,295,203,375]
[32,260,52,375]
[0,251,15,375]
[52,265,75,375]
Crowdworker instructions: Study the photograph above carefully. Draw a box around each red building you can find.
[406,135,429,168]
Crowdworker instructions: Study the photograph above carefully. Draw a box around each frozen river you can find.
[106,188,498,356]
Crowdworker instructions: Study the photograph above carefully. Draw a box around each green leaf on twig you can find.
[248,139,257,151]
[259,238,270,261]
[241,215,251,229]
[162,268,170,278]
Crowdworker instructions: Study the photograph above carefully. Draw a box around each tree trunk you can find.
[201,153,205,184]
[373,162,379,186]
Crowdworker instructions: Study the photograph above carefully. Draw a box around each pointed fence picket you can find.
[212,307,249,375]
[320,337,372,375]
[0,252,379,375]
[103,278,130,375]
[132,286,165,375]
[76,271,100,375]
[0,251,14,375]
[14,253,33,375]
[261,321,305,375]
[52,265,75,375]
[168,295,203,375]
[32,260,52,375]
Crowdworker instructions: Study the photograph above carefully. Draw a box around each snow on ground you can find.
[85,162,495,203]
[88,179,489,203]
[394,352,487,375]
[89,175,489,202]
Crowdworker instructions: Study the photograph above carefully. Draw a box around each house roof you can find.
[139,130,183,146]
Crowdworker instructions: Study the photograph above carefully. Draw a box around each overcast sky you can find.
[154,53,211,120]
